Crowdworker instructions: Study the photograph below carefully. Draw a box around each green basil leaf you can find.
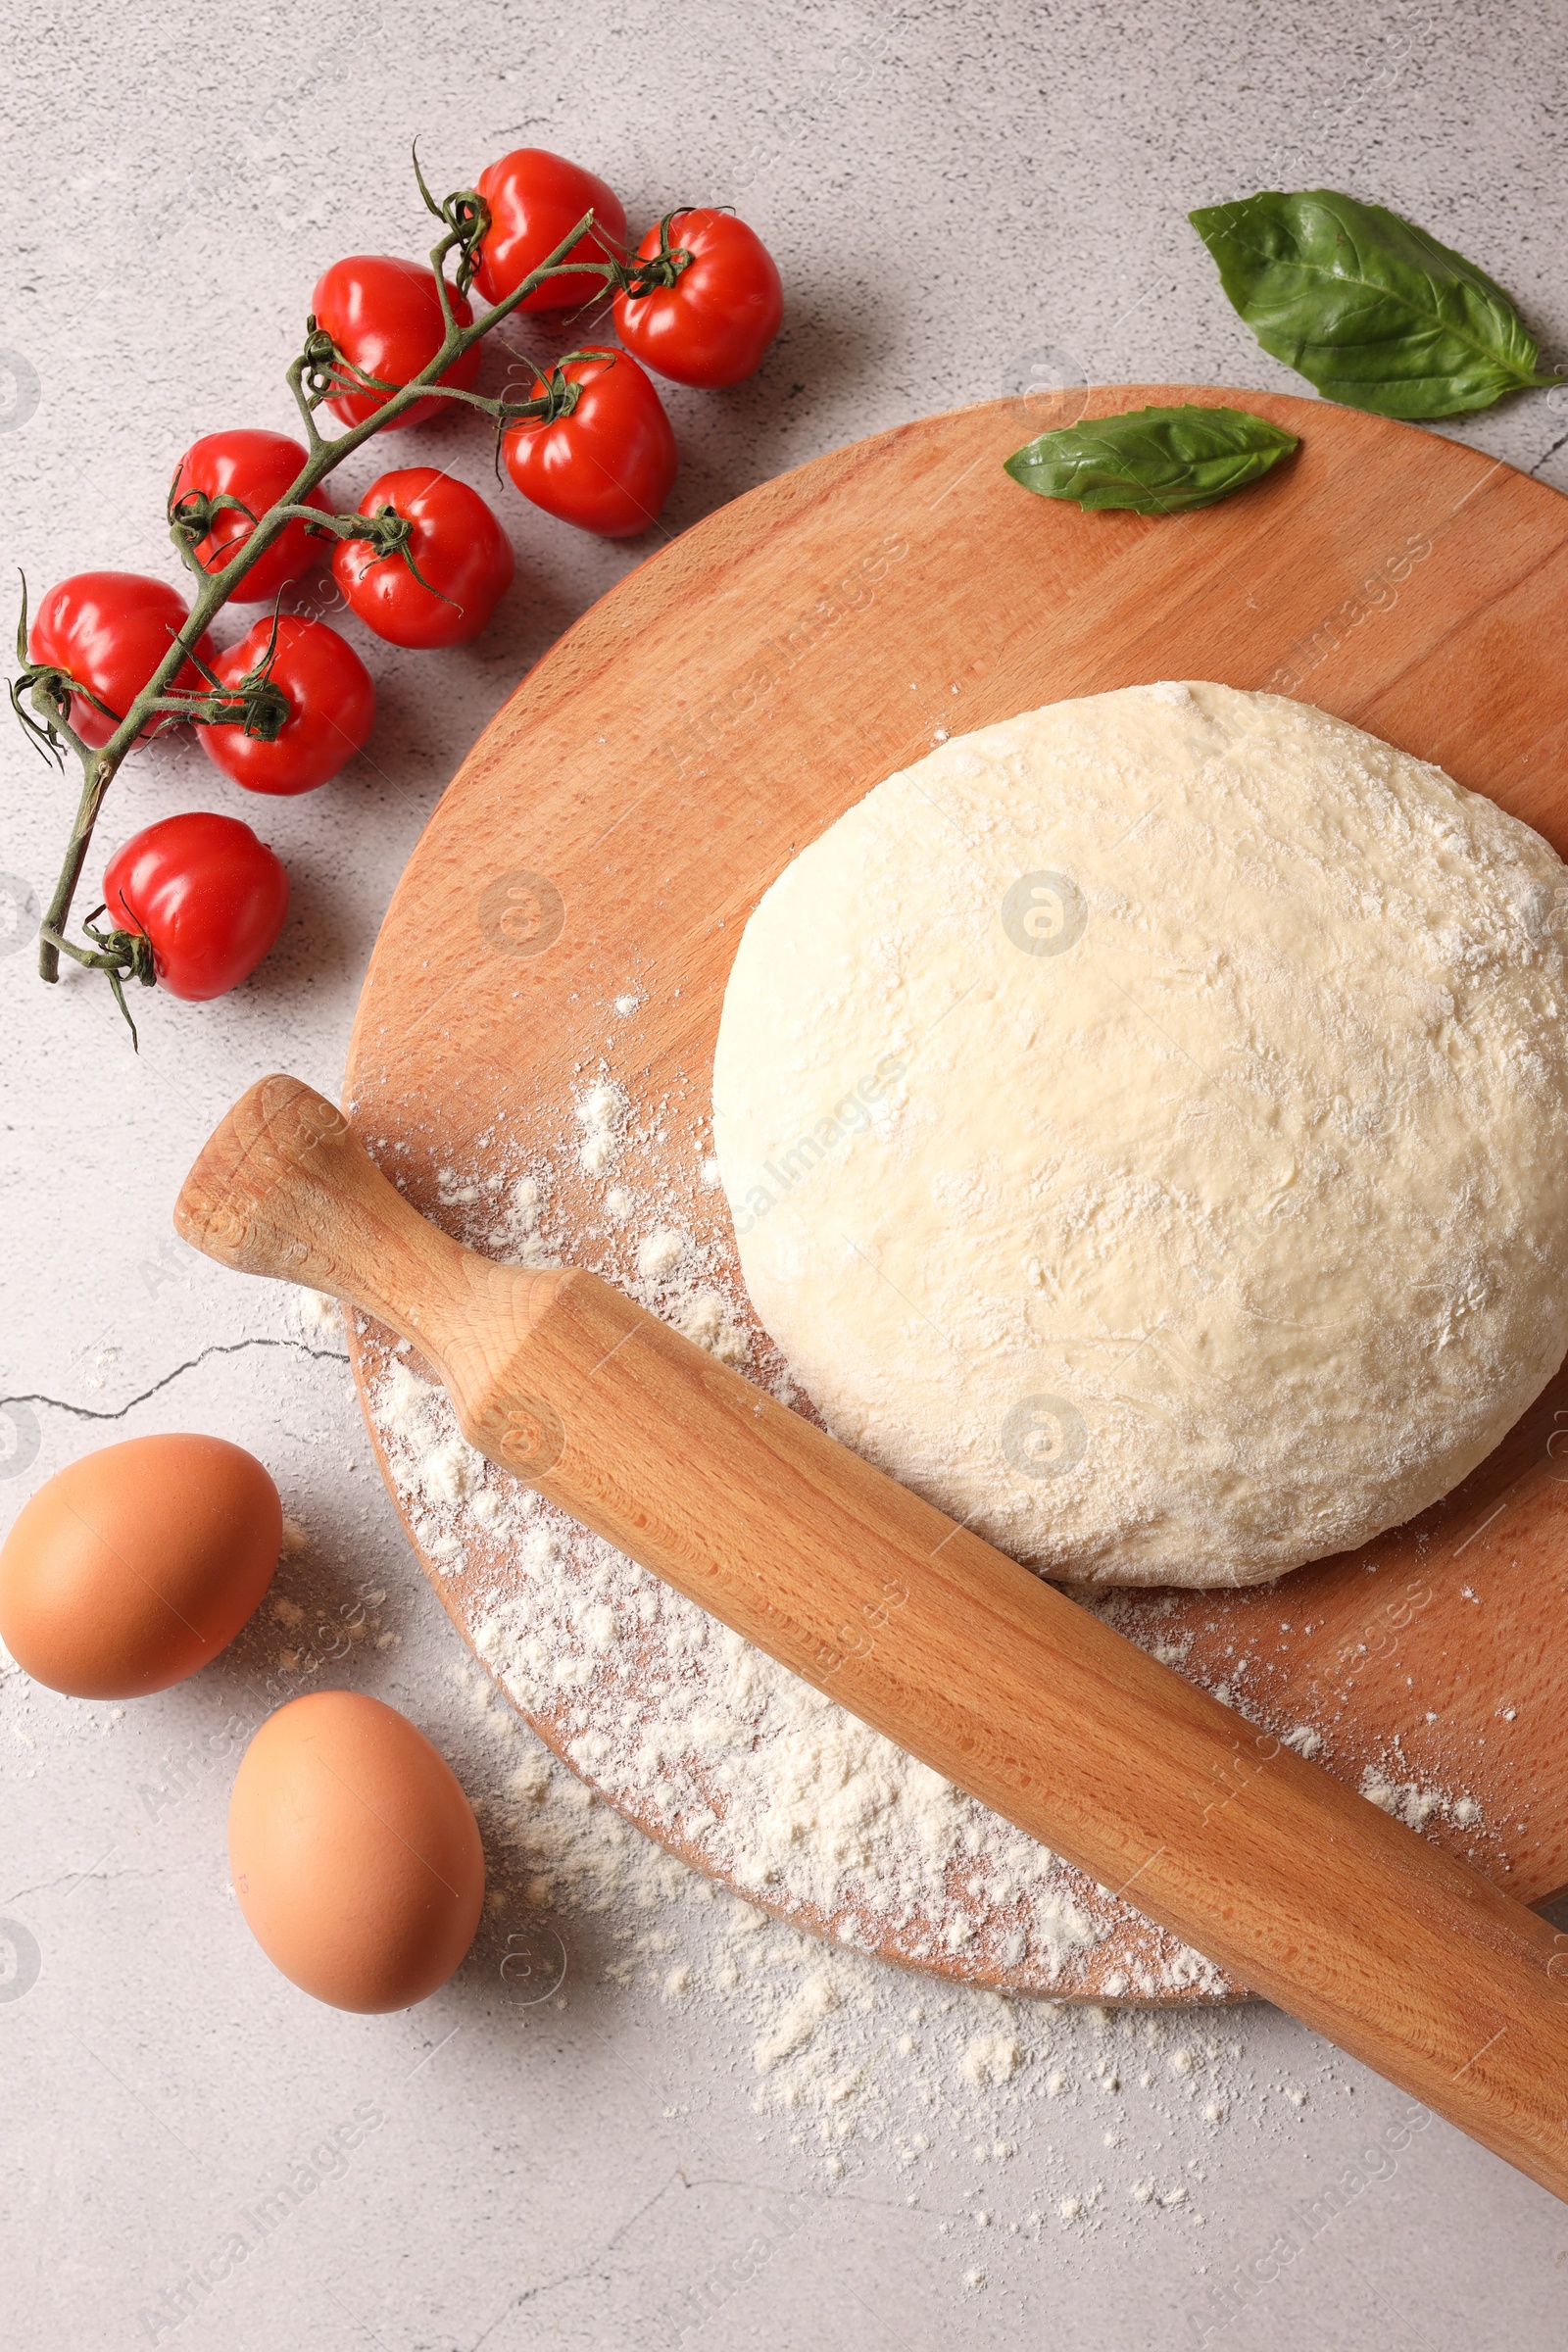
[1004,404,1298,515]
[1189,188,1548,418]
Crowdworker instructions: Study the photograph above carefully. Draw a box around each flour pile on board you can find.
[378,1341,1122,1978]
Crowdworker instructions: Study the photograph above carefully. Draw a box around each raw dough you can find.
[712,683,1568,1588]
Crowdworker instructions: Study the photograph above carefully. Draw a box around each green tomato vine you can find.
[11,152,642,1018]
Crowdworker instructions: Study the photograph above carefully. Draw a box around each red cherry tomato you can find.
[332,467,514,650]
[612,210,784,388]
[473,149,627,313]
[170,430,330,603]
[27,573,215,750]
[502,351,676,538]
[311,257,481,429]
[195,615,375,796]
[102,812,289,1001]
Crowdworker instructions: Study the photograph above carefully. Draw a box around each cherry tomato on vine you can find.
[27,573,215,750]
[170,430,330,603]
[196,615,374,796]
[331,467,514,650]
[612,210,784,388]
[310,256,481,429]
[102,812,289,1001]
[472,148,627,313]
[502,351,676,538]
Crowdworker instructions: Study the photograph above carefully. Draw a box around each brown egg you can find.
[228,1690,485,2011]
[0,1434,280,1697]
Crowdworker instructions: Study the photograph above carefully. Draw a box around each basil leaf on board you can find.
[1189,189,1548,419]
[1004,405,1298,515]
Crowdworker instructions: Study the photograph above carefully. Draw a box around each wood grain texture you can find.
[177,1074,1568,2205]
[341,385,1568,2003]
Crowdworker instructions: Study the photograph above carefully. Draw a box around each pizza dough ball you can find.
[713,683,1568,1588]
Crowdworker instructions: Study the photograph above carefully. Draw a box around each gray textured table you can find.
[4,3,1568,2345]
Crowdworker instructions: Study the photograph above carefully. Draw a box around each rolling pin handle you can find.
[173,1072,467,1349]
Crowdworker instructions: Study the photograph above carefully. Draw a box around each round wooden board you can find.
[346,386,1568,2003]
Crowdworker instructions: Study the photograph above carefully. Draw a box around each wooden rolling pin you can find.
[178,1074,1568,2201]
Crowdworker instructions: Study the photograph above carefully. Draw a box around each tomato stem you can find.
[168,485,270,578]
[335,505,457,610]
[613,208,697,300]
[68,910,156,1046]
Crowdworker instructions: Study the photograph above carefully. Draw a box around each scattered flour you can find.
[1359,1765,1483,1833]
[673,1288,751,1366]
[576,1083,627,1176]
[486,1175,555,1267]
[962,2033,1022,2087]
[288,1288,345,1342]
[636,1228,687,1282]
[756,1972,841,2072]
[467,1695,1275,2230]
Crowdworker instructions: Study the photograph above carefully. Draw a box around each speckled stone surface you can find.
[4,3,1568,2345]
